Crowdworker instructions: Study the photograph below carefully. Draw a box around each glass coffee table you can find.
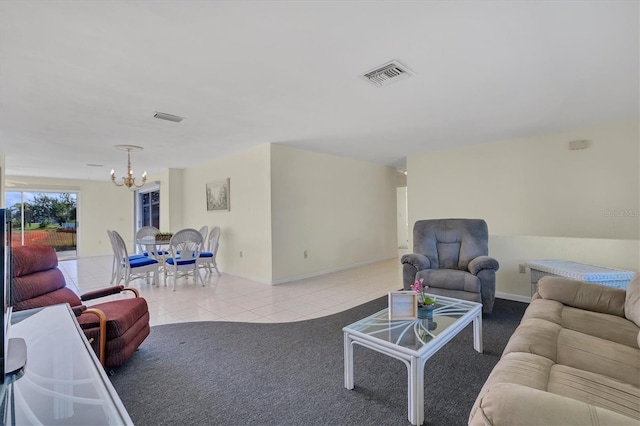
[343,295,482,425]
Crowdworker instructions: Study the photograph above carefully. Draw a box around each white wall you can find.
[270,145,398,283]
[3,176,135,256]
[180,145,273,283]
[407,121,640,299]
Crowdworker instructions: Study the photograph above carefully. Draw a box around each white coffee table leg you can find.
[473,313,483,353]
[408,356,424,425]
[344,332,354,389]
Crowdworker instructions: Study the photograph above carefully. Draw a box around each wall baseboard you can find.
[271,256,399,285]
[216,256,399,285]
[496,291,531,304]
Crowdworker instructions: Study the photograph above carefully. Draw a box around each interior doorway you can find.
[135,184,161,244]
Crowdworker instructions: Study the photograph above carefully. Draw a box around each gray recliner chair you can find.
[401,219,499,313]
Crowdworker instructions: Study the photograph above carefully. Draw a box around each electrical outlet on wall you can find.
[519,264,526,274]
[239,251,243,258]
[303,249,308,259]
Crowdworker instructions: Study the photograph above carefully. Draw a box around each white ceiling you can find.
[1,0,638,181]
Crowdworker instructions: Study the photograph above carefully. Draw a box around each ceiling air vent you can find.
[360,60,415,87]
[153,111,185,123]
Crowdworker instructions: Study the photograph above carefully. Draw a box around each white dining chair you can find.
[165,228,204,291]
[198,225,209,248]
[106,229,119,284]
[111,230,159,287]
[135,226,160,255]
[198,226,221,276]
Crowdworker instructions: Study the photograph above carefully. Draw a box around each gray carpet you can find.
[109,297,526,426]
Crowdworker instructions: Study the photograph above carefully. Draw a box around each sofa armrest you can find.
[469,383,638,425]
[536,276,626,317]
[71,304,87,317]
[80,285,140,302]
[401,253,430,271]
[468,256,499,275]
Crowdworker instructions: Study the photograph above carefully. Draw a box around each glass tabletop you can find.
[343,295,481,352]
[3,304,133,425]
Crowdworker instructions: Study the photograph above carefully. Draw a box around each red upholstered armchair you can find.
[11,245,150,368]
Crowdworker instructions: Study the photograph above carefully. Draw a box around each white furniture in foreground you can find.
[2,304,133,425]
[343,295,482,425]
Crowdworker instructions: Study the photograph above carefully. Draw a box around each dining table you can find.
[135,236,172,267]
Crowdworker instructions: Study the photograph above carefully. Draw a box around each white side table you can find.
[525,260,635,296]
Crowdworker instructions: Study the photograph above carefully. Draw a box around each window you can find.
[5,191,78,260]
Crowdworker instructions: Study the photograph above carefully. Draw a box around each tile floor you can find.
[59,255,405,326]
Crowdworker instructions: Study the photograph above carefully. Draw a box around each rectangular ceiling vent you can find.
[360,60,415,87]
[153,111,185,123]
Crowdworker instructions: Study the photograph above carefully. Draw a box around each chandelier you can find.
[110,145,147,189]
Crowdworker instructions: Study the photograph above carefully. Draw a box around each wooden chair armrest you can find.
[121,287,140,297]
[80,308,107,366]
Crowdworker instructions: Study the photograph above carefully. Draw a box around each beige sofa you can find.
[469,274,640,425]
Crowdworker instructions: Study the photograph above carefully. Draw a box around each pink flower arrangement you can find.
[411,278,436,306]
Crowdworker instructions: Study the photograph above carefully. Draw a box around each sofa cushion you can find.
[502,318,562,361]
[624,273,640,327]
[561,305,639,349]
[503,315,640,387]
[523,299,639,349]
[12,245,58,277]
[470,383,639,426]
[548,364,640,420]
[476,352,555,394]
[556,328,640,387]
[537,276,626,317]
[82,308,150,368]
[104,317,150,368]
[12,268,81,307]
[129,256,158,267]
[79,297,149,340]
[414,269,480,293]
[521,298,564,325]
[12,287,82,312]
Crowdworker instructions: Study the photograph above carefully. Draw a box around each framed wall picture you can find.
[388,291,417,320]
[206,178,230,212]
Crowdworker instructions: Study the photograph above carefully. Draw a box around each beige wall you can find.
[167,168,184,231]
[180,145,273,283]
[0,155,5,208]
[3,144,399,284]
[407,121,640,299]
[3,176,135,256]
[270,145,398,283]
